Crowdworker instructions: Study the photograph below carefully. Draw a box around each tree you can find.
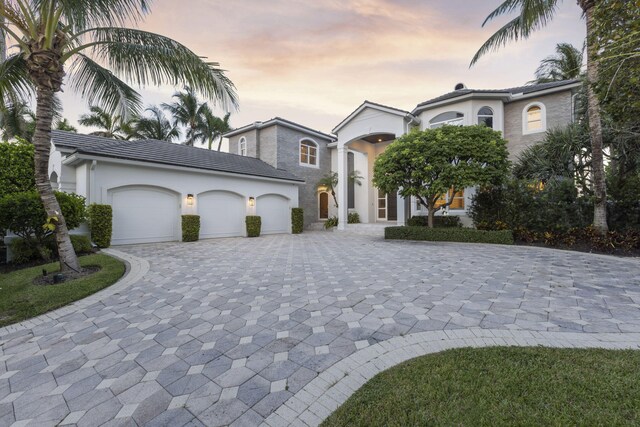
[471,0,609,233]
[55,118,77,132]
[317,170,364,209]
[162,87,208,146]
[0,0,237,272]
[131,105,179,142]
[373,126,510,228]
[79,105,128,139]
[196,107,232,150]
[0,100,35,141]
[531,42,584,83]
[0,137,34,198]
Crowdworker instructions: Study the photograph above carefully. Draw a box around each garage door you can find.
[198,191,245,238]
[257,194,290,235]
[109,186,179,245]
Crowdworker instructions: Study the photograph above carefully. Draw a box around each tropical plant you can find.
[0,100,35,140]
[0,137,34,198]
[78,105,129,139]
[162,87,209,146]
[131,105,179,141]
[471,0,609,233]
[196,107,231,150]
[0,0,237,272]
[531,42,584,83]
[55,118,77,132]
[317,170,363,209]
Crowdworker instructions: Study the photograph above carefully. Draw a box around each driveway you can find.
[1,233,639,426]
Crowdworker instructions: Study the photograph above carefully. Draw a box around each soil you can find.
[33,266,101,286]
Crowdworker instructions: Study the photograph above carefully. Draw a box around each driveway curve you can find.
[1,233,639,426]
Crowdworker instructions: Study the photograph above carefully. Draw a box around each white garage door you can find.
[199,191,245,238]
[257,194,290,235]
[109,186,179,245]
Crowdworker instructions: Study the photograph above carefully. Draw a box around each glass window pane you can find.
[378,199,386,208]
[301,153,308,163]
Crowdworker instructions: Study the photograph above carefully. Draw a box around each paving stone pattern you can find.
[1,233,639,426]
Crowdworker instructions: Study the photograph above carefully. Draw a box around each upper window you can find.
[300,139,318,167]
[429,111,464,129]
[477,106,494,129]
[239,137,247,156]
[523,103,546,134]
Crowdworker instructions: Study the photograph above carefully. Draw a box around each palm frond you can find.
[0,53,33,106]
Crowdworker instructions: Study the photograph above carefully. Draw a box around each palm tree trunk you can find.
[583,2,608,232]
[33,86,81,273]
[217,136,223,151]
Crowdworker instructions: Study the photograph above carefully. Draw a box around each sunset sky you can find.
[60,0,586,147]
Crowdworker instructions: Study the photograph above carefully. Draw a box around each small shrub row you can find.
[292,208,304,234]
[87,204,112,248]
[406,215,462,228]
[182,215,200,242]
[385,226,514,245]
[10,234,94,264]
[246,216,261,237]
[324,216,338,229]
[514,226,640,254]
[348,212,360,224]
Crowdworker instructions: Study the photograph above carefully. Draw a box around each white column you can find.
[396,191,406,226]
[337,145,348,231]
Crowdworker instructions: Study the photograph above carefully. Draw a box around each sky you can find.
[59,0,586,149]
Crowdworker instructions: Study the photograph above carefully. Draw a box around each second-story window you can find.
[239,137,247,156]
[477,106,494,129]
[523,103,546,134]
[429,112,464,128]
[300,139,318,166]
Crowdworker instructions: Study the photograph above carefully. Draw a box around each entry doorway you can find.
[319,192,329,220]
[376,189,397,221]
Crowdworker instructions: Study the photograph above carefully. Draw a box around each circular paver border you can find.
[0,248,149,336]
[263,329,640,427]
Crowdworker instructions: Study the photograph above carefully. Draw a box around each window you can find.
[429,111,464,129]
[239,137,247,156]
[347,152,355,209]
[477,106,494,129]
[523,103,546,134]
[300,139,318,166]
[434,188,465,210]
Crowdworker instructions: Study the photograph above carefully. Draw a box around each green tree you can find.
[531,43,584,83]
[55,118,77,132]
[131,105,179,142]
[373,126,510,228]
[0,100,35,141]
[162,87,208,146]
[196,107,231,150]
[317,170,363,209]
[78,105,128,139]
[471,0,609,233]
[0,0,237,272]
[0,137,34,198]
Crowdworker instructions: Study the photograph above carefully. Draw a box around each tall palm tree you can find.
[162,87,208,146]
[471,0,608,233]
[0,100,34,140]
[197,106,231,150]
[78,105,127,139]
[0,0,237,272]
[55,118,77,132]
[132,105,179,142]
[532,42,584,83]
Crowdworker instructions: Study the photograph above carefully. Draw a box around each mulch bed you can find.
[33,266,101,286]
[516,241,640,258]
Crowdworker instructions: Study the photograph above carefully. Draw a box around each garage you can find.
[198,191,246,238]
[257,194,291,234]
[109,186,180,245]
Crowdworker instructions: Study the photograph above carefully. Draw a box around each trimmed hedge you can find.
[292,208,304,234]
[9,234,94,264]
[87,204,112,248]
[182,215,200,242]
[407,215,462,228]
[385,226,514,245]
[246,216,261,237]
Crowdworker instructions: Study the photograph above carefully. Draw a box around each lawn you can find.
[0,254,125,327]
[322,347,640,426]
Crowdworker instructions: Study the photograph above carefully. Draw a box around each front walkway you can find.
[1,233,639,426]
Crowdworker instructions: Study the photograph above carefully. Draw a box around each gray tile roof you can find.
[51,130,304,183]
[223,117,335,141]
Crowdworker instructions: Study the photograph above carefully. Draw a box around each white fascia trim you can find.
[224,119,335,142]
[332,102,415,134]
[508,82,582,101]
[62,153,306,185]
[411,93,508,115]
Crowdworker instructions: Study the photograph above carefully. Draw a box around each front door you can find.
[319,192,329,219]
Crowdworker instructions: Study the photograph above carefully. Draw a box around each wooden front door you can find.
[387,192,398,221]
[319,192,329,219]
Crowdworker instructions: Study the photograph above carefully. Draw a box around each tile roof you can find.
[223,117,335,141]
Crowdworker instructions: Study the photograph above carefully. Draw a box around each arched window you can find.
[477,106,494,129]
[523,103,546,134]
[300,139,318,166]
[238,137,247,156]
[429,111,464,128]
[50,171,59,189]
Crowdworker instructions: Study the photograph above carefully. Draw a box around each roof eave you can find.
[332,101,416,134]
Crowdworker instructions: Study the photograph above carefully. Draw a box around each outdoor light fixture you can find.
[187,194,194,206]
[249,197,255,207]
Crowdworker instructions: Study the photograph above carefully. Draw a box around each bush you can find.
[70,235,93,254]
[9,234,93,264]
[514,226,640,254]
[292,208,304,234]
[348,212,361,224]
[407,215,462,228]
[87,204,112,248]
[324,216,338,229]
[385,226,514,245]
[182,215,200,242]
[246,216,261,237]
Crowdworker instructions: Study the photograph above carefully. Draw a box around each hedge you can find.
[292,208,304,234]
[407,215,462,228]
[9,234,94,264]
[385,226,514,245]
[87,204,112,248]
[182,215,200,242]
[246,215,261,237]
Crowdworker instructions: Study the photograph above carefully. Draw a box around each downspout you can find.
[89,160,97,204]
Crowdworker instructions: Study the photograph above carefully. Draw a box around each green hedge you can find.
[385,226,514,245]
[9,234,94,264]
[87,204,112,248]
[407,215,462,228]
[292,208,304,234]
[182,215,200,242]
[246,215,261,237]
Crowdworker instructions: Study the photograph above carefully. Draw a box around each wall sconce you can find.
[187,194,194,206]
[248,197,255,207]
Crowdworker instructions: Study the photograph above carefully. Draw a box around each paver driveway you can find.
[1,232,640,426]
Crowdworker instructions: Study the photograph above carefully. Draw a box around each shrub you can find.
[70,235,93,254]
[514,226,640,254]
[347,212,360,224]
[407,215,462,228]
[87,204,112,248]
[246,216,261,237]
[324,216,338,229]
[385,226,514,245]
[182,215,200,242]
[292,208,304,234]
[0,138,35,199]
[9,234,93,264]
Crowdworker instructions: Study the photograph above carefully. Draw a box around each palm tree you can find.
[0,1,237,272]
[0,100,35,140]
[162,87,208,146]
[197,107,231,150]
[471,0,608,233]
[79,105,127,139]
[532,42,584,83]
[55,118,77,132]
[132,105,179,142]
[317,170,364,208]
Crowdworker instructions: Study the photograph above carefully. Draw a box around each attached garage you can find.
[198,191,245,238]
[109,186,180,245]
[257,194,291,234]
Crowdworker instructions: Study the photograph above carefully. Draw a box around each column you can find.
[337,145,348,231]
[396,191,406,226]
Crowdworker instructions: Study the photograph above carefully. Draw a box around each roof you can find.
[223,117,335,141]
[51,131,304,183]
[332,100,416,134]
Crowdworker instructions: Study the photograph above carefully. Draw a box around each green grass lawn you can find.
[0,254,125,327]
[322,347,640,427]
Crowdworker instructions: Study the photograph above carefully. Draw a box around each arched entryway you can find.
[318,192,329,220]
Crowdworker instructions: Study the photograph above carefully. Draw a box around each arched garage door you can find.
[109,186,180,245]
[198,191,245,238]
[257,194,290,235]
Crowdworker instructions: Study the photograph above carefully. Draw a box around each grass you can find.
[321,347,640,427]
[0,254,125,327]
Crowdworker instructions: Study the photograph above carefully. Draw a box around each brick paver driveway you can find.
[1,233,640,426]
